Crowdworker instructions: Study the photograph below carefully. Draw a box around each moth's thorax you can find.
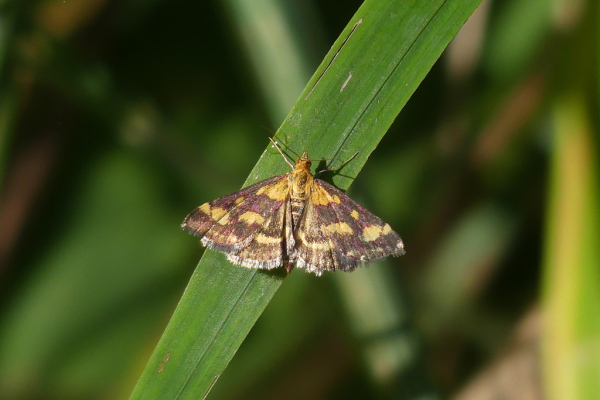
[288,153,313,201]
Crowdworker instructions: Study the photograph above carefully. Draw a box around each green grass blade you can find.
[129,1,482,399]
[542,92,600,400]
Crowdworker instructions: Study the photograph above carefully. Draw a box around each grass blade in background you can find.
[542,92,600,400]
[223,0,319,124]
[129,1,483,399]
[0,87,17,193]
[0,3,17,188]
[541,5,600,398]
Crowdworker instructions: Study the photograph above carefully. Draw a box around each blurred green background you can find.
[0,0,599,399]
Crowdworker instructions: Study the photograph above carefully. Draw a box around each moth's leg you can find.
[315,151,359,177]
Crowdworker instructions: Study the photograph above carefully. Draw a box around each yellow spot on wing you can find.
[297,231,330,250]
[217,213,230,225]
[200,203,211,215]
[235,197,245,205]
[310,189,328,205]
[311,186,342,206]
[323,222,353,235]
[255,233,282,244]
[211,207,227,221]
[351,210,359,220]
[382,223,392,235]
[200,203,228,221]
[305,241,330,250]
[257,179,289,201]
[362,225,382,241]
[239,211,265,225]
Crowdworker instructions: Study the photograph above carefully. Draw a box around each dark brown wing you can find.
[181,175,292,269]
[292,179,404,276]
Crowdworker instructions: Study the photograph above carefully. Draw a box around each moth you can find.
[181,142,404,276]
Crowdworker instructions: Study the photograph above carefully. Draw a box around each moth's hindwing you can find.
[293,179,404,276]
[181,175,290,269]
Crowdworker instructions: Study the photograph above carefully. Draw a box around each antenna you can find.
[269,138,295,169]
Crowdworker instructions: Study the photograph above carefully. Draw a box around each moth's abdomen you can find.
[290,197,306,227]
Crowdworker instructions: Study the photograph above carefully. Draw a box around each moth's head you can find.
[295,151,312,170]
